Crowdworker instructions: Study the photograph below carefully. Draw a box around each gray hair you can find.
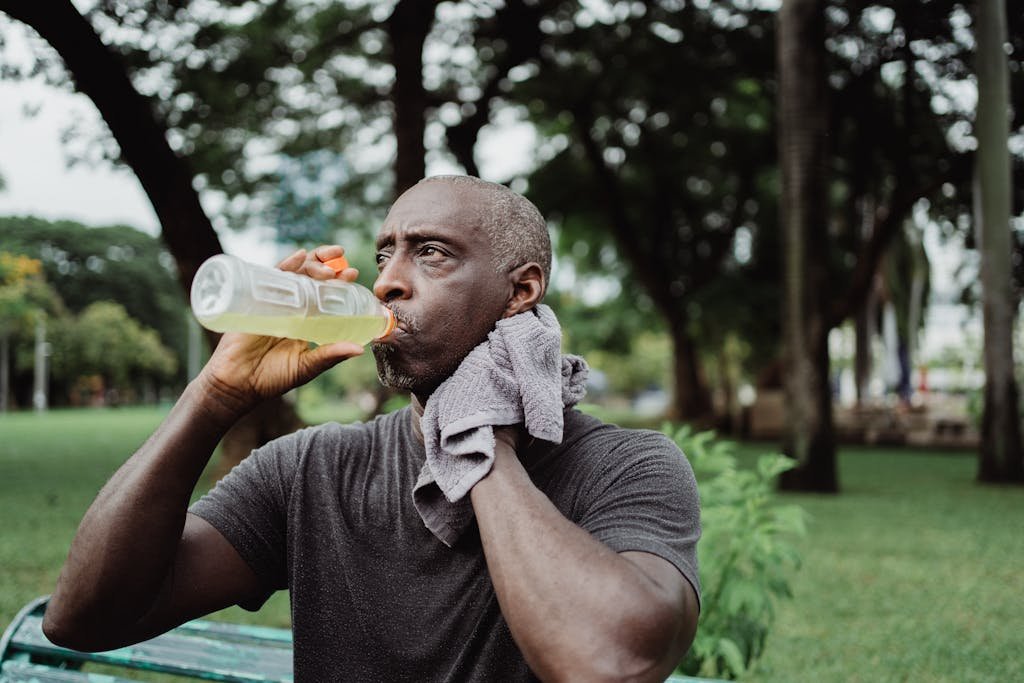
[418,175,552,290]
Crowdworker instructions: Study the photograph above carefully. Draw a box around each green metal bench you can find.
[1,596,719,682]
[0,596,292,682]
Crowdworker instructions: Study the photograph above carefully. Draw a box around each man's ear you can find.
[503,262,545,318]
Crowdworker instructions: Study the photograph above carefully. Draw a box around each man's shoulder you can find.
[562,409,681,457]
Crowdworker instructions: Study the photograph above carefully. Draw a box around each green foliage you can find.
[520,1,782,359]
[665,425,806,680]
[0,252,64,334]
[50,302,177,399]
[586,331,671,397]
[0,217,188,380]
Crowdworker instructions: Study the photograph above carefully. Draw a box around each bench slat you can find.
[1,658,134,682]
[172,620,292,646]
[11,616,292,683]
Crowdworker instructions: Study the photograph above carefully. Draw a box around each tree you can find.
[0,1,305,461]
[0,2,223,290]
[0,217,188,374]
[509,1,975,426]
[777,0,837,491]
[973,0,1022,483]
[0,0,550,453]
[518,1,779,423]
[388,0,439,194]
[50,301,177,404]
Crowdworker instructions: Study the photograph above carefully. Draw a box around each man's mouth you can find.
[373,307,415,345]
[388,307,418,335]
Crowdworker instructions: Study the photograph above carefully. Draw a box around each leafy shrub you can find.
[667,425,807,679]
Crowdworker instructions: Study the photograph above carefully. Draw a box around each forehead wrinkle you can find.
[378,181,492,253]
[376,220,479,251]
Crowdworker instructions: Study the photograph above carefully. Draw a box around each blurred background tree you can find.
[49,300,177,405]
[777,0,835,491]
[973,0,1022,482]
[0,217,187,370]
[0,218,182,408]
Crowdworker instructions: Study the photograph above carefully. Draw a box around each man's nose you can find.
[372,258,411,303]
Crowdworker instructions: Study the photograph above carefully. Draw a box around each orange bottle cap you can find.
[377,308,398,339]
[323,255,349,272]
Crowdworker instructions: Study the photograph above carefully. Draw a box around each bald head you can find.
[416,175,552,290]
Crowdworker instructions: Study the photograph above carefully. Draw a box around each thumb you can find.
[301,342,365,376]
[296,342,368,378]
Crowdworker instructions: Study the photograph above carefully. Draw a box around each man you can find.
[44,176,701,681]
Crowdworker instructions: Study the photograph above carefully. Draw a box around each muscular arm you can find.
[471,434,699,683]
[43,378,265,650]
[43,247,363,651]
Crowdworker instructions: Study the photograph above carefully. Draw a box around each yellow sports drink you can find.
[190,254,395,345]
[194,313,389,346]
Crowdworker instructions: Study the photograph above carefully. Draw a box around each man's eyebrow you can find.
[376,227,460,250]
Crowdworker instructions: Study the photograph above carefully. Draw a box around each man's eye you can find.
[419,245,445,259]
[375,252,389,266]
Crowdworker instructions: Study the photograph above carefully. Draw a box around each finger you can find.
[302,342,365,375]
[335,266,360,282]
[276,248,307,271]
[316,341,365,358]
[303,259,342,280]
[301,245,346,280]
[312,244,345,264]
[308,246,362,281]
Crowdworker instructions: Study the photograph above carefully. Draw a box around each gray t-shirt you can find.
[191,406,701,681]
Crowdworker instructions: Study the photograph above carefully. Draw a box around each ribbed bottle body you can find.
[191,254,393,345]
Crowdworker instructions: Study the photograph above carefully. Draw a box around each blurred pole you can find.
[33,314,49,412]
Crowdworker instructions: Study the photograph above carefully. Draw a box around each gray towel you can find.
[414,304,589,546]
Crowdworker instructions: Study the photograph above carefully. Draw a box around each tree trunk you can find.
[4,1,302,465]
[666,314,714,424]
[854,274,878,405]
[974,0,1023,483]
[387,0,437,196]
[776,0,838,492]
[853,195,877,405]
[443,0,546,178]
[0,0,222,291]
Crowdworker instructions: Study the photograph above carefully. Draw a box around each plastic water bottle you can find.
[190,254,396,345]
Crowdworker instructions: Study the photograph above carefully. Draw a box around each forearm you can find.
[471,443,689,682]
[46,376,246,636]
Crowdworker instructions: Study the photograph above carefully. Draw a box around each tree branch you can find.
[443,0,550,177]
[826,152,971,329]
[0,0,223,294]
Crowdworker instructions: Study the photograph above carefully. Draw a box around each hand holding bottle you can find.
[195,246,370,418]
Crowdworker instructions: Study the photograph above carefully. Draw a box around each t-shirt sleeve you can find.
[574,429,702,607]
[189,430,305,609]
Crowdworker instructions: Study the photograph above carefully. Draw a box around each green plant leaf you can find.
[717,637,747,676]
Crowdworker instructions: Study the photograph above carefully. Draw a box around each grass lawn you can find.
[1,407,1021,681]
[0,406,291,632]
[732,442,1024,683]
